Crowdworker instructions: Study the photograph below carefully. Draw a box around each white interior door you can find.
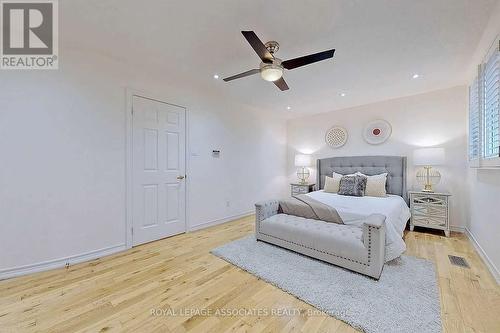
[132,95,186,246]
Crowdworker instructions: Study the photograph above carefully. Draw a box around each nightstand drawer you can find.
[290,183,315,197]
[291,185,308,194]
[411,194,447,206]
[412,215,447,227]
[412,204,447,217]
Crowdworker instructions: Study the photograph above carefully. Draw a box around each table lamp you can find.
[294,154,312,184]
[413,148,445,192]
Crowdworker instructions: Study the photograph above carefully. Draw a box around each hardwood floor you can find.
[1,216,499,333]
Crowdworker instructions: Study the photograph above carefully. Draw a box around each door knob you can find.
[177,175,185,180]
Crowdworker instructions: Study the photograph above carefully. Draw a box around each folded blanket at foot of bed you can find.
[279,194,343,224]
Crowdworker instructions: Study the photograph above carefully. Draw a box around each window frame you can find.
[468,37,500,168]
[468,72,481,167]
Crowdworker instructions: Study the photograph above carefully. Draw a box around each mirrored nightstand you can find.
[409,191,451,237]
[290,183,315,197]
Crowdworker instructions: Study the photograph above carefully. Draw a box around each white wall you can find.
[287,86,468,229]
[465,0,500,282]
[0,48,287,277]
[466,169,500,280]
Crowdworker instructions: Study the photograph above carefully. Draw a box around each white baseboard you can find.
[188,211,254,232]
[0,212,255,281]
[0,243,126,281]
[465,227,500,285]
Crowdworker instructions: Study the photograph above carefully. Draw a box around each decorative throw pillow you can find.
[338,174,368,196]
[324,172,343,193]
[357,172,388,197]
[324,176,338,193]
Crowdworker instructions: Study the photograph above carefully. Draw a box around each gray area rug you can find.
[211,236,441,333]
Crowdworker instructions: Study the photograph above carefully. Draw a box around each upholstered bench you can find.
[255,200,386,279]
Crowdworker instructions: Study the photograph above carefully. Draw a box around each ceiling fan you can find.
[223,31,335,91]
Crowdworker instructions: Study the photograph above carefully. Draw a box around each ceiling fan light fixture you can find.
[223,31,335,91]
[260,62,284,82]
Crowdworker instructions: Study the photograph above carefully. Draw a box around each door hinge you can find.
[131,227,134,235]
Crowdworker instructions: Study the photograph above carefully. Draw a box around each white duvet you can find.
[306,190,410,262]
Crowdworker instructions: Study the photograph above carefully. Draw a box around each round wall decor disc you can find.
[363,119,392,145]
[325,126,348,148]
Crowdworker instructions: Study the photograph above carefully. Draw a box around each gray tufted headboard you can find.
[316,156,408,203]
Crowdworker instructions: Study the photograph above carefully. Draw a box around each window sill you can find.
[469,157,500,168]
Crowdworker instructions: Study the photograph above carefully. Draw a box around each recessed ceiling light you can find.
[412,74,420,79]
[340,93,346,97]
[213,74,219,79]
[287,106,292,110]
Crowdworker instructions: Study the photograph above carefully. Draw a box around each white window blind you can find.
[469,75,480,161]
[468,38,500,168]
[483,46,499,159]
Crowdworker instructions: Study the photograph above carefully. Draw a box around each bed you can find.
[313,155,410,261]
[255,155,410,278]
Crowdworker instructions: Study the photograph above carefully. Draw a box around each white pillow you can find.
[324,172,343,193]
[357,172,388,197]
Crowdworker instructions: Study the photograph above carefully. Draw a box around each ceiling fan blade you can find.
[282,49,335,70]
[273,77,289,91]
[241,31,273,62]
[222,69,260,82]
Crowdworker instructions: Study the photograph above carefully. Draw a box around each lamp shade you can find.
[413,148,445,166]
[295,154,312,167]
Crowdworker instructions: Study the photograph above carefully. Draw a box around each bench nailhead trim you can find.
[258,231,371,267]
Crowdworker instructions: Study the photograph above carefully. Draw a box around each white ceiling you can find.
[61,0,498,117]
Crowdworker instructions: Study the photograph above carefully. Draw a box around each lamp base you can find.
[422,183,434,192]
[297,167,310,185]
